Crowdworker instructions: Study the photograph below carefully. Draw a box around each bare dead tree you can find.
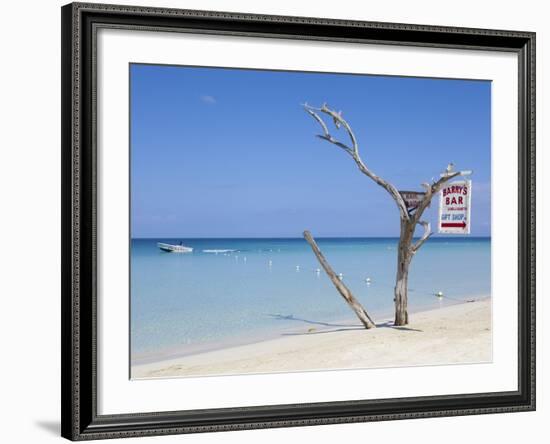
[303,102,470,326]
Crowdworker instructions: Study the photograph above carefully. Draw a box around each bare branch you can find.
[303,103,410,220]
[303,106,330,140]
[411,221,432,253]
[304,106,353,154]
[304,230,376,329]
[433,171,463,193]
[318,104,359,154]
[317,135,354,153]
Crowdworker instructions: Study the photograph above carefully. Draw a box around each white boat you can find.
[157,242,193,253]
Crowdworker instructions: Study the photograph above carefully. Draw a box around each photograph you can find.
[129,64,492,379]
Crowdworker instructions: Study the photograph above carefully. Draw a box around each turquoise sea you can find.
[130,237,490,362]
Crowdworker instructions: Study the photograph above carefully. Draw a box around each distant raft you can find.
[157,242,193,253]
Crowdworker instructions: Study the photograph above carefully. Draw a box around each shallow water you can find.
[130,237,490,358]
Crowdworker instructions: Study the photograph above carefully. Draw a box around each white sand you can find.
[132,299,492,379]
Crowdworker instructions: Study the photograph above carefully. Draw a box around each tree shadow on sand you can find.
[267,313,423,335]
[377,320,423,332]
[266,313,358,328]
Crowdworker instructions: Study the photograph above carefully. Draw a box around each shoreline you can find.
[131,294,489,366]
[132,297,492,379]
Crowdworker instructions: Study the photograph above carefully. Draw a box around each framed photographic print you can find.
[61,2,536,440]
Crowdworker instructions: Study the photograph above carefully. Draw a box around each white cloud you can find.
[200,95,217,104]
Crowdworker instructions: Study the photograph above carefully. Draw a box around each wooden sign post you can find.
[399,191,426,213]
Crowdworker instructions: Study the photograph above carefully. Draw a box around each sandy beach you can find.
[132,298,491,379]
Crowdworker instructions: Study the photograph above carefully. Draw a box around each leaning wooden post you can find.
[303,230,376,329]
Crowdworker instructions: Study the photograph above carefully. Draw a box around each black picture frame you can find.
[61,2,536,440]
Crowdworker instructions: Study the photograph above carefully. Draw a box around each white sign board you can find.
[438,180,471,234]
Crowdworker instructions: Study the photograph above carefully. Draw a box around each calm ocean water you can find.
[130,237,490,360]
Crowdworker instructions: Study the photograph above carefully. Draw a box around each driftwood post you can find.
[304,230,376,329]
[303,102,470,326]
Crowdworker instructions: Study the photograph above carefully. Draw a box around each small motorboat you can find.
[157,242,193,253]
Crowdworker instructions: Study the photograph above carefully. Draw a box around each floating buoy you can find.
[315,268,321,274]
[436,291,444,298]
[296,265,300,271]
[365,277,371,283]
[338,273,344,280]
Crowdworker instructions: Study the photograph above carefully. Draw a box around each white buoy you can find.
[338,273,343,280]
[365,277,371,283]
[437,291,444,298]
[296,265,300,271]
[315,268,321,274]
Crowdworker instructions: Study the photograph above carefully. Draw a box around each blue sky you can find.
[130,64,491,238]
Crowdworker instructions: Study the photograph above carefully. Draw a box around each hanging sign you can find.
[438,180,471,234]
[399,191,426,212]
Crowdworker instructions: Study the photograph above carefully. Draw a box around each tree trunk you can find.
[303,231,376,329]
[394,219,414,326]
